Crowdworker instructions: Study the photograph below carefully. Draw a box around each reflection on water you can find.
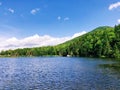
[99,63,120,71]
[0,57,120,90]
[99,62,120,79]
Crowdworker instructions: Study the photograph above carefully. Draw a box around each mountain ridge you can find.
[1,25,120,59]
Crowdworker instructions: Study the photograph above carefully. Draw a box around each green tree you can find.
[113,44,120,58]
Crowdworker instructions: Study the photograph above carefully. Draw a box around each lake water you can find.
[0,57,120,90]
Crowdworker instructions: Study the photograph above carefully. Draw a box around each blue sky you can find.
[0,0,120,50]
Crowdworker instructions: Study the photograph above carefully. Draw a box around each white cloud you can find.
[64,17,70,21]
[117,19,120,23]
[109,2,120,10]
[31,8,40,15]
[0,2,2,6]
[57,16,61,20]
[8,8,14,14]
[72,31,86,38]
[57,16,70,21]
[0,31,86,51]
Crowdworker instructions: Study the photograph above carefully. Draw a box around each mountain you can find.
[1,24,120,59]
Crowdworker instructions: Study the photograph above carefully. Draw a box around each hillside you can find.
[1,24,120,58]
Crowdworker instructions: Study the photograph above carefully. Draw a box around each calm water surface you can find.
[0,57,120,90]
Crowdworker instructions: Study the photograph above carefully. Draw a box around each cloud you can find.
[117,19,120,23]
[8,8,14,14]
[72,31,86,38]
[0,2,2,6]
[57,16,70,21]
[64,17,70,21]
[57,16,61,20]
[0,31,86,51]
[31,8,40,15]
[109,2,120,10]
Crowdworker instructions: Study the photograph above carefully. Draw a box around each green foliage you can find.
[1,25,120,59]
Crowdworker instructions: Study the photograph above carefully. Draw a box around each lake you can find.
[0,57,120,90]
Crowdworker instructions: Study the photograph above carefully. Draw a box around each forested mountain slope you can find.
[1,24,120,58]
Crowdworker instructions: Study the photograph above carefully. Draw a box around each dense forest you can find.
[1,24,120,58]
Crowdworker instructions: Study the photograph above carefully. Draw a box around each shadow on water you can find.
[98,58,120,78]
[99,63,120,72]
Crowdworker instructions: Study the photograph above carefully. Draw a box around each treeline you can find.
[1,24,120,58]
